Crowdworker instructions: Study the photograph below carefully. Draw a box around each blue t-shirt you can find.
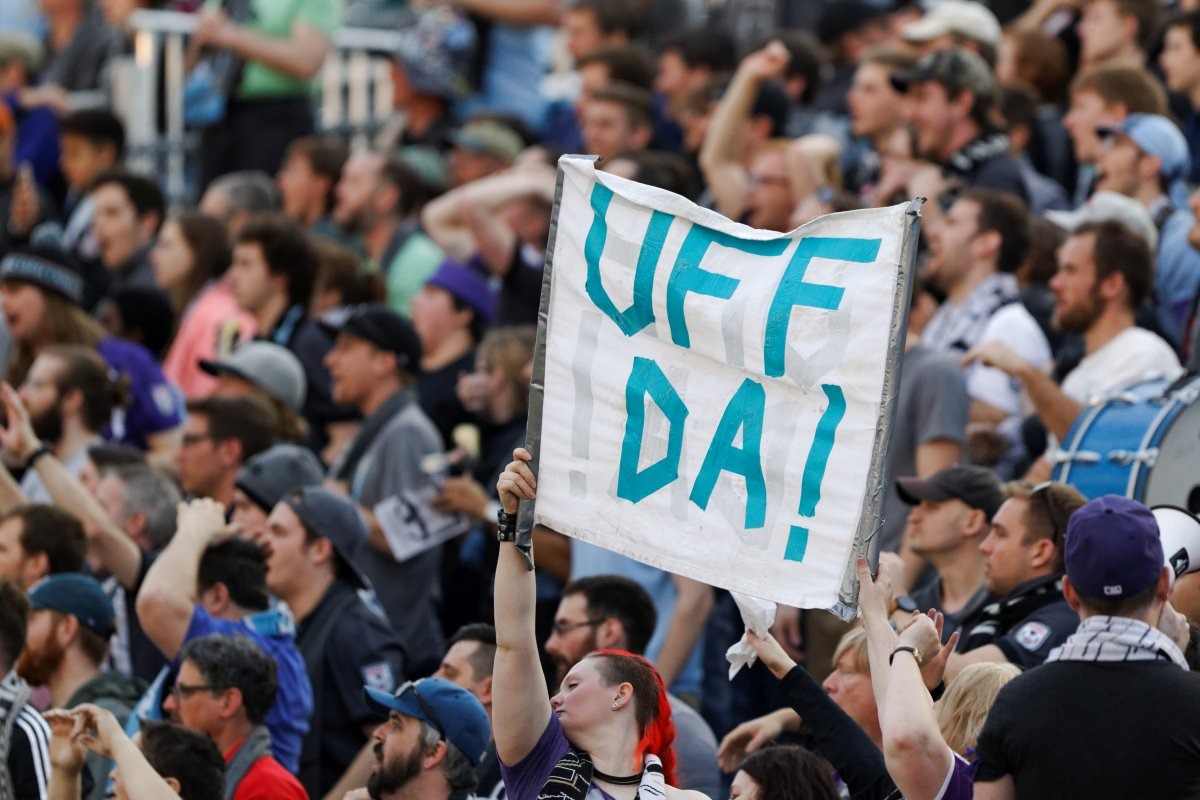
[570,541,705,696]
[185,607,313,774]
[98,337,185,449]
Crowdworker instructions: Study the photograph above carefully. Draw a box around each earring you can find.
[611,701,620,710]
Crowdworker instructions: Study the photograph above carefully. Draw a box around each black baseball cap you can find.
[283,486,369,588]
[236,444,325,513]
[320,304,423,374]
[896,465,1006,521]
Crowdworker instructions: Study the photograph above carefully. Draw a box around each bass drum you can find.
[1052,374,1200,511]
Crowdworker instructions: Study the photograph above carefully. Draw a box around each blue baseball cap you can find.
[365,677,491,766]
[28,573,115,637]
[1098,113,1190,207]
[1065,495,1164,599]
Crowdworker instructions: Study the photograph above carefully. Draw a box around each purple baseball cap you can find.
[1065,495,1164,599]
[426,260,497,324]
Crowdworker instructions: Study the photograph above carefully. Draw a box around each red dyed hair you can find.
[587,649,678,786]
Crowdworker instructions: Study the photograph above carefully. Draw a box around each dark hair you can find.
[90,169,165,231]
[106,288,176,360]
[1070,65,1168,115]
[313,240,386,307]
[660,26,737,74]
[1008,481,1086,573]
[180,634,278,725]
[563,575,657,655]
[1104,0,1165,53]
[1072,219,1155,309]
[139,720,225,800]
[43,345,123,433]
[448,623,498,680]
[775,31,827,106]
[1026,218,1067,285]
[1001,31,1071,104]
[448,294,488,345]
[737,745,840,800]
[86,442,145,470]
[575,44,657,90]
[284,136,348,214]
[59,109,126,159]
[960,188,1031,275]
[590,82,655,130]
[997,83,1039,135]
[8,504,87,574]
[615,150,701,201]
[235,214,319,308]
[170,213,233,309]
[571,0,642,37]
[588,651,677,784]
[1170,9,1200,51]
[186,395,279,463]
[380,155,436,218]
[0,581,30,671]
[42,609,110,666]
[197,538,270,612]
[1074,577,1160,617]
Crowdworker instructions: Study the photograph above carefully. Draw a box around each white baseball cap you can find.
[1044,191,1159,252]
[901,0,1002,48]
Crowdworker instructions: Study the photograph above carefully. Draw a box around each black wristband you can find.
[889,645,921,666]
[496,508,517,542]
[930,680,946,702]
[24,444,51,470]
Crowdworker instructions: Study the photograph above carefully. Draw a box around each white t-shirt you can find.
[1060,327,1183,403]
[970,303,1053,441]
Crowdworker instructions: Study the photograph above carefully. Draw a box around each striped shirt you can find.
[1,670,49,800]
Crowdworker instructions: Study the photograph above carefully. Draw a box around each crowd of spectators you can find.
[3,0,1200,797]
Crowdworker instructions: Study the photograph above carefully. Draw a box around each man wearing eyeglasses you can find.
[164,633,307,799]
[354,677,491,800]
[942,481,1087,682]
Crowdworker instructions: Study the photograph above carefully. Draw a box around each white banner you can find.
[529,157,916,614]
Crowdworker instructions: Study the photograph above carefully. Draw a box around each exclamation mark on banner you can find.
[784,384,846,562]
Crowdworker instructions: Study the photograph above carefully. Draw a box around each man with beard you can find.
[18,573,143,800]
[964,220,1182,453]
[540,575,722,798]
[332,151,443,315]
[15,346,115,504]
[358,677,490,800]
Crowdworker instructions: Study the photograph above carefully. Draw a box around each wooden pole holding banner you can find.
[518,154,924,621]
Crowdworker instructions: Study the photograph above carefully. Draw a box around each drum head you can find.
[1145,383,1200,513]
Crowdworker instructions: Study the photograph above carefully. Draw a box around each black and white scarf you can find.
[0,670,32,800]
[538,750,666,800]
[1047,616,1189,669]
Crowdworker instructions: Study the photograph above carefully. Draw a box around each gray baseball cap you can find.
[236,444,325,513]
[199,341,307,412]
[283,487,369,589]
[891,48,995,100]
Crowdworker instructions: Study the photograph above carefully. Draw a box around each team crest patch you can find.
[152,385,176,415]
[1014,621,1050,651]
[362,662,395,693]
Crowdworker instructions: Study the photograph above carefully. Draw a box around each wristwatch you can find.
[889,645,923,666]
[496,508,518,542]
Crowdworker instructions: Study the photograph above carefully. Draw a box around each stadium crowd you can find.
[3,0,1200,797]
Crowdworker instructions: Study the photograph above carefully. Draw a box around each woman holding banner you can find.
[492,447,710,800]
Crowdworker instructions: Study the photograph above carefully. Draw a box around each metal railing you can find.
[112,9,401,205]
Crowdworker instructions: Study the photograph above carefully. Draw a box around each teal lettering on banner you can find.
[785,384,847,562]
[765,237,881,377]
[689,378,767,528]
[584,183,670,336]
[617,357,689,503]
[666,225,789,348]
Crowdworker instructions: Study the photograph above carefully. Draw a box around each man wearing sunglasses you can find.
[358,677,490,800]
[942,480,1087,681]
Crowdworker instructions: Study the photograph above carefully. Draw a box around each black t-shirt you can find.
[901,580,988,643]
[416,349,477,448]
[295,580,407,798]
[497,242,544,327]
[6,704,50,800]
[976,659,1200,799]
